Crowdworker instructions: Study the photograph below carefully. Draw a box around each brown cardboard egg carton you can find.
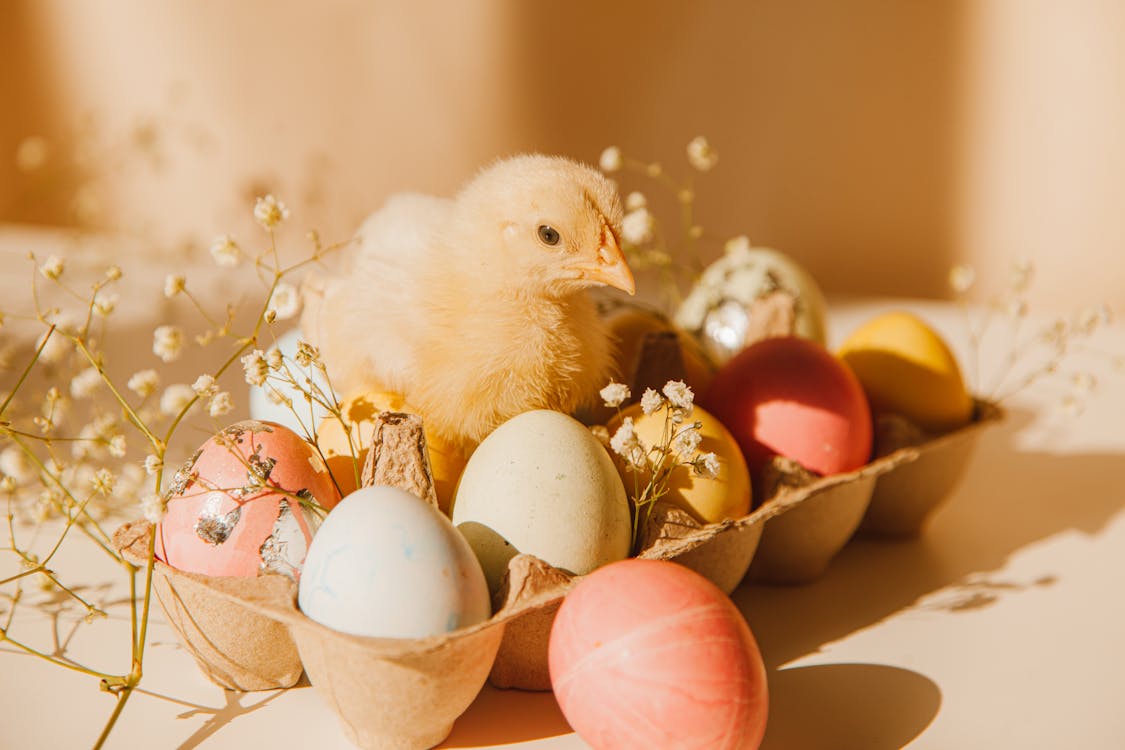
[112,358,1002,747]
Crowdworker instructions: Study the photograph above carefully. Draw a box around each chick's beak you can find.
[571,231,636,295]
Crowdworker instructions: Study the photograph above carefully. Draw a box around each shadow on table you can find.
[734,404,1125,669]
[761,663,941,750]
[439,685,573,748]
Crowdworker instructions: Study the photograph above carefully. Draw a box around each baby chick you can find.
[303,154,635,447]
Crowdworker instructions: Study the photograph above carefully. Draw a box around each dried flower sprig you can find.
[599,380,720,554]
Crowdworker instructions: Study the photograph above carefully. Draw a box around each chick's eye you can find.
[537,225,561,246]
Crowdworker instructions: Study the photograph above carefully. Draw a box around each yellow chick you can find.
[303,154,635,448]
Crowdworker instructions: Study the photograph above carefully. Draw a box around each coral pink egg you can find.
[549,559,768,750]
[155,420,341,578]
[703,336,873,477]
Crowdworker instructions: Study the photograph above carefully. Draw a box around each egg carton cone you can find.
[860,400,1003,536]
[113,520,304,691]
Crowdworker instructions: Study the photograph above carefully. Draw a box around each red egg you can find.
[155,420,341,578]
[549,559,768,750]
[703,336,872,477]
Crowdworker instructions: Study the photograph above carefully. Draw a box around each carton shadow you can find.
[439,685,572,748]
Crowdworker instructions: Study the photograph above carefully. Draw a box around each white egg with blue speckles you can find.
[298,486,491,639]
[249,328,337,436]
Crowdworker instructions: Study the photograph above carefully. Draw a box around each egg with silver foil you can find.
[675,239,827,365]
[155,420,341,579]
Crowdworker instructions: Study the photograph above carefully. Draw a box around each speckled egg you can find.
[838,311,974,432]
[675,242,827,365]
[607,403,750,525]
[451,410,631,594]
[549,559,768,750]
[703,337,873,478]
[315,390,469,514]
[248,327,338,436]
[298,486,491,639]
[156,420,341,578]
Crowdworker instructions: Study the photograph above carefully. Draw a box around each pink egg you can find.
[155,420,341,578]
[549,559,768,750]
[703,336,873,477]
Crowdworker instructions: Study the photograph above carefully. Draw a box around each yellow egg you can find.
[838,311,974,432]
[607,403,751,525]
[316,390,469,515]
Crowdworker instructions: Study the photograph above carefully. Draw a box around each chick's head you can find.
[451,154,635,298]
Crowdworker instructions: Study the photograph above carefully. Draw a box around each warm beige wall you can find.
[1,1,1121,312]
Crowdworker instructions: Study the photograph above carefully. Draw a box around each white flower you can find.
[91,468,116,496]
[153,325,184,362]
[160,384,195,416]
[724,235,752,258]
[694,452,721,479]
[140,493,167,524]
[0,447,34,483]
[192,374,219,398]
[625,191,647,211]
[295,340,319,367]
[128,369,160,398]
[589,425,611,447]
[143,454,163,476]
[164,274,186,298]
[599,146,623,172]
[268,282,300,321]
[92,291,119,317]
[267,347,284,369]
[640,388,664,415]
[609,417,647,468]
[600,381,631,408]
[209,235,241,267]
[662,380,694,412]
[70,367,102,399]
[38,255,65,280]
[241,350,270,386]
[686,136,718,172]
[622,208,655,245]
[105,265,122,281]
[949,265,975,294]
[254,194,290,229]
[671,426,702,459]
[36,327,71,364]
[108,435,127,458]
[208,391,233,417]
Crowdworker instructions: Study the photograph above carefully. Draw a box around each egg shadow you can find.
[438,685,573,748]
[761,663,941,750]
[733,404,1125,671]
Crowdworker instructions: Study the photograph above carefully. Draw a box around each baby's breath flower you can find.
[600,381,631,409]
[128,369,160,398]
[153,325,184,362]
[91,468,116,496]
[694,452,721,479]
[92,291,119,317]
[0,447,34,483]
[164,274,186,298]
[686,136,718,172]
[105,265,122,281]
[268,282,300,321]
[599,146,623,172]
[38,255,65,280]
[725,235,753,257]
[671,426,703,459]
[622,208,655,245]
[662,380,694,412]
[160,384,195,416]
[589,425,611,447]
[267,348,284,370]
[208,391,233,417]
[108,435,127,458]
[645,162,663,178]
[209,235,241,267]
[191,374,219,398]
[36,327,70,364]
[70,367,102,399]
[241,350,269,386]
[609,417,646,469]
[143,454,163,476]
[949,265,976,294]
[140,493,167,524]
[254,195,290,229]
[640,388,663,415]
[295,340,319,368]
[625,191,647,211]
[0,476,16,494]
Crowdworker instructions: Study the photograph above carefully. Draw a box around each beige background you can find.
[1,0,1122,313]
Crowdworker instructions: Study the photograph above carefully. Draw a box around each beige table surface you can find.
[1,227,1122,749]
